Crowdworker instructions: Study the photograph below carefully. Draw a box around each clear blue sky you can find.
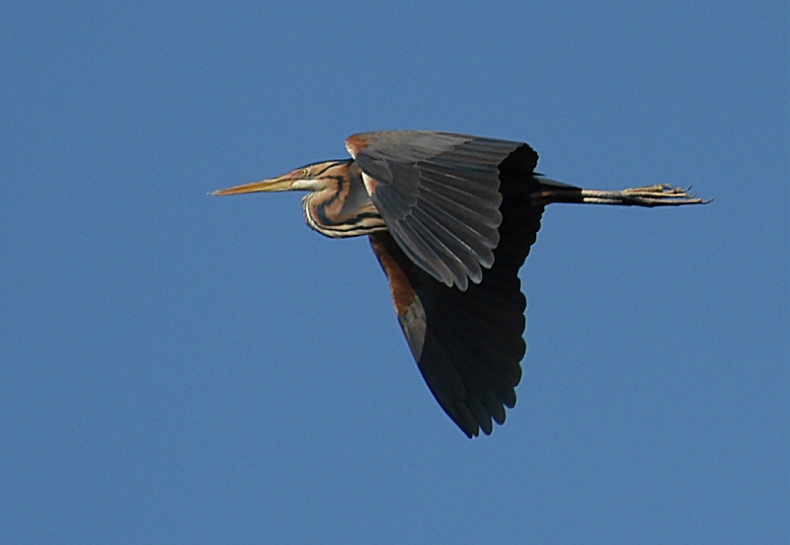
[2,2,787,543]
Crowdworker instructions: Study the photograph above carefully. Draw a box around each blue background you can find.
[3,2,787,543]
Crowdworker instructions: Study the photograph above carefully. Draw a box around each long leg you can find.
[579,184,706,207]
[534,179,707,207]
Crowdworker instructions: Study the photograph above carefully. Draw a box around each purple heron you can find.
[212,130,703,437]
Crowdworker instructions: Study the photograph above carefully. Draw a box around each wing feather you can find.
[348,130,533,289]
[368,193,545,437]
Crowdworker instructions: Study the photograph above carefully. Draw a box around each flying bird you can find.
[212,130,703,437]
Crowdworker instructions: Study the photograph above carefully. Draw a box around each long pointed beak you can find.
[210,175,296,196]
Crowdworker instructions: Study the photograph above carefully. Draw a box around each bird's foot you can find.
[581,184,709,207]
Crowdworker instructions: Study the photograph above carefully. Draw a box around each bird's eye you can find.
[300,168,309,177]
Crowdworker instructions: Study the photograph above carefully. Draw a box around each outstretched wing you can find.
[348,130,538,290]
[369,195,545,437]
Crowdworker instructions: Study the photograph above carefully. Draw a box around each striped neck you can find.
[301,161,388,238]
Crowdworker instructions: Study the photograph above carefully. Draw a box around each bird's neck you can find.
[302,161,387,238]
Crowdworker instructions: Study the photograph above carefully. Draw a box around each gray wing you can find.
[368,193,545,436]
[347,130,537,290]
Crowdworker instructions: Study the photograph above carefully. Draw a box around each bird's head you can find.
[211,158,383,238]
[210,160,353,197]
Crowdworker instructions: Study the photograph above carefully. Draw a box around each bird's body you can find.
[213,130,704,437]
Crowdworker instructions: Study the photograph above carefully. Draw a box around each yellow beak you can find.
[210,175,296,196]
